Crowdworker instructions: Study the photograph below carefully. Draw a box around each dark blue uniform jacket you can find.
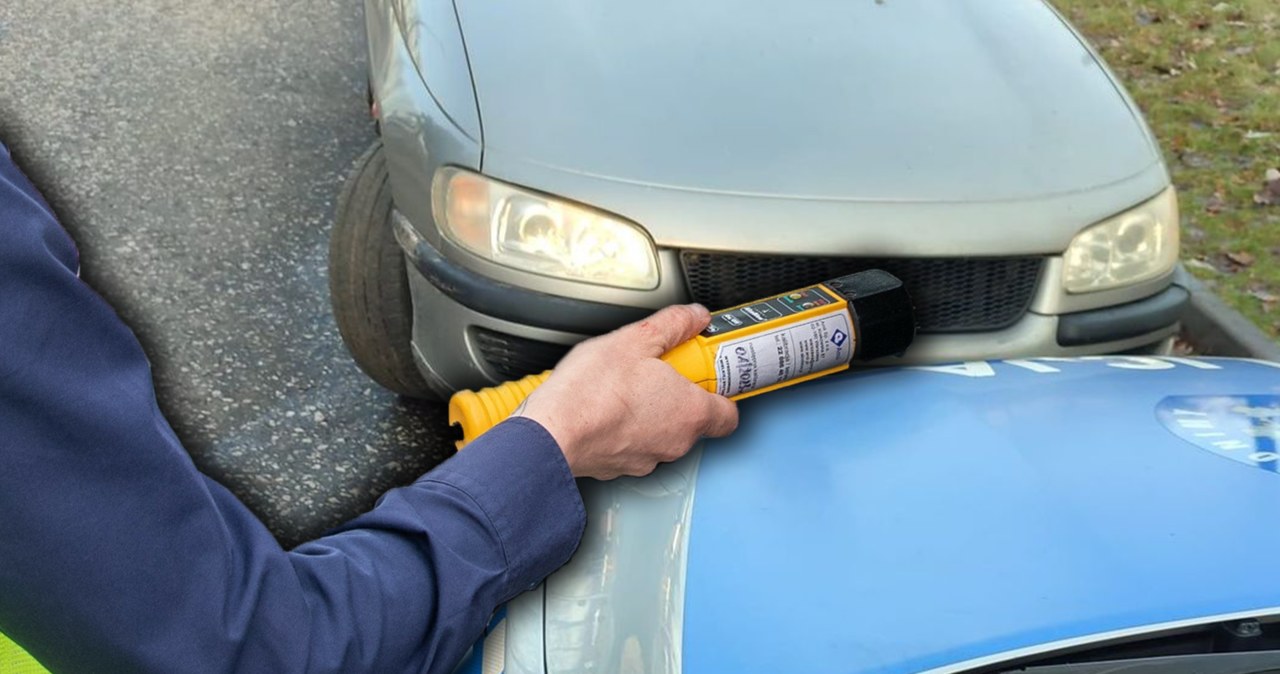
[0,142,586,673]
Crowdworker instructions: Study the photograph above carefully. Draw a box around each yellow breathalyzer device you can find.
[448,269,915,448]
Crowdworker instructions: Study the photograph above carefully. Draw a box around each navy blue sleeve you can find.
[0,142,586,673]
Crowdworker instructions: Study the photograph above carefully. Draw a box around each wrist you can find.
[515,406,584,475]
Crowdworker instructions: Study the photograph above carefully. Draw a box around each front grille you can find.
[681,253,1044,333]
[472,327,571,380]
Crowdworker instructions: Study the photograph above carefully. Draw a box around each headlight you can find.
[431,168,660,290]
[1062,187,1179,293]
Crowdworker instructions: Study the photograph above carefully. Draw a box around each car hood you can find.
[454,0,1168,254]
[521,358,1280,674]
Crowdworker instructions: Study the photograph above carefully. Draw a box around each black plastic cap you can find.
[825,269,916,360]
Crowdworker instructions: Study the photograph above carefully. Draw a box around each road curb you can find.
[1175,266,1280,362]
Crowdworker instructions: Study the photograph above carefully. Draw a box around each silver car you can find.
[330,0,1188,398]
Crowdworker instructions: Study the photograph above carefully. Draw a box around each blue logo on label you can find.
[1156,395,1280,471]
[830,329,847,347]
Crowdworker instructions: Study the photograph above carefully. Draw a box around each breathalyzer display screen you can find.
[701,286,838,337]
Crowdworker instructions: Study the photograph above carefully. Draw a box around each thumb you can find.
[618,304,711,357]
[699,392,739,438]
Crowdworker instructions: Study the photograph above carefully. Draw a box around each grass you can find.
[1053,0,1280,340]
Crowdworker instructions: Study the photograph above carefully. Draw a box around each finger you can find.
[698,393,739,438]
[617,304,711,357]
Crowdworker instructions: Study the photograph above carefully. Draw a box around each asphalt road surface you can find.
[0,0,457,546]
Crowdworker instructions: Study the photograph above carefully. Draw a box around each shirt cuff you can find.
[419,417,586,595]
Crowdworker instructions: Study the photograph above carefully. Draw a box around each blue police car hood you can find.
[532,358,1280,674]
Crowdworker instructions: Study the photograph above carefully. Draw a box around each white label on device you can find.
[712,309,855,397]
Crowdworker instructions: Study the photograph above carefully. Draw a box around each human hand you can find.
[514,304,739,480]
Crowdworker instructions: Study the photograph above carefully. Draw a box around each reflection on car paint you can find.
[1158,394,1280,472]
[544,450,701,674]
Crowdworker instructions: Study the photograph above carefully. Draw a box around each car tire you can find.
[329,141,437,399]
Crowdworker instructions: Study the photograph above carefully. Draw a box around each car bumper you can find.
[394,215,1188,394]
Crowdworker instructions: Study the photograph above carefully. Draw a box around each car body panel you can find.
[500,357,1280,674]
[473,152,1169,256]
[545,455,700,674]
[366,0,480,241]
[390,0,482,144]
[455,0,1166,253]
[683,357,1280,673]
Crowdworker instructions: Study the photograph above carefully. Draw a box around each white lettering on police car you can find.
[910,361,996,378]
[1005,359,1060,373]
[913,357,1255,378]
[1161,357,1222,370]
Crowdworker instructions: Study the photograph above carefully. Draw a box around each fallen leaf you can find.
[1216,251,1258,273]
[1210,253,1243,274]
[1206,190,1228,214]
[1185,257,1219,273]
[1249,288,1278,311]
[1227,251,1256,267]
[1179,151,1212,168]
[1254,169,1280,206]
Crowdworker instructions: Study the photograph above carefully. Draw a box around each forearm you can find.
[3,418,582,674]
[0,142,585,673]
[282,418,585,672]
